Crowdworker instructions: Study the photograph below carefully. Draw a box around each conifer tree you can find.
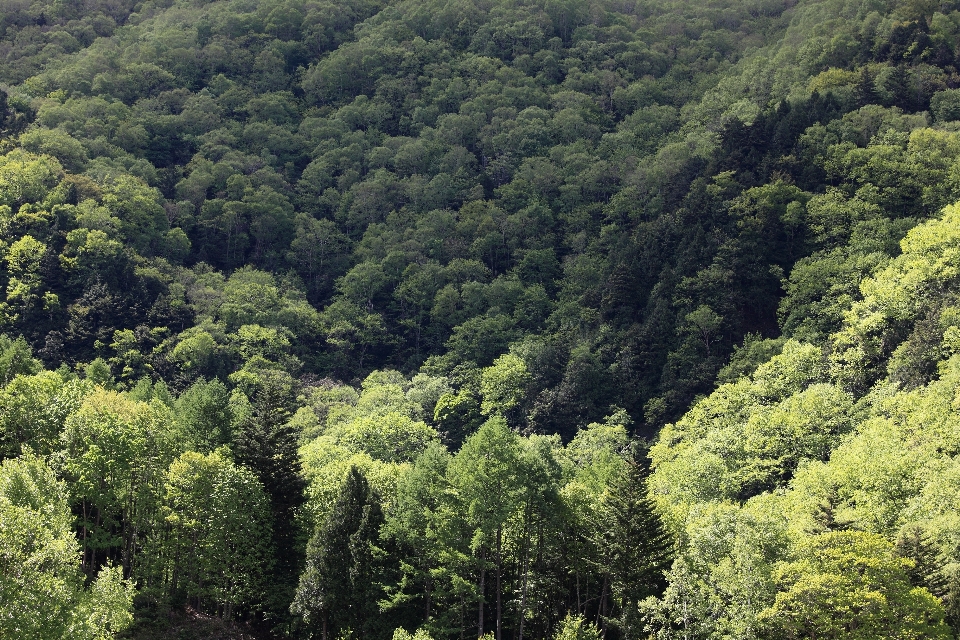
[597,452,673,637]
[885,65,914,111]
[854,66,879,107]
[292,466,385,640]
[231,367,306,619]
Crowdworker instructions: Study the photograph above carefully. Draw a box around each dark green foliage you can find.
[174,378,233,452]
[232,367,306,622]
[433,389,483,448]
[854,67,879,108]
[0,0,890,437]
[292,466,386,640]
[4,0,960,637]
[600,456,673,636]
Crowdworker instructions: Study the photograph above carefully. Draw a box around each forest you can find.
[4,0,960,637]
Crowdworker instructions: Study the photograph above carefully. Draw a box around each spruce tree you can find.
[292,466,386,640]
[854,66,879,107]
[885,65,914,111]
[232,367,306,622]
[598,452,673,638]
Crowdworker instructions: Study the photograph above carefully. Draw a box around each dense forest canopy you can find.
[5,0,960,637]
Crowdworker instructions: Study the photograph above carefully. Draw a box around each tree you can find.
[0,370,90,460]
[155,450,274,619]
[479,353,531,421]
[61,389,178,579]
[854,66,879,107]
[554,613,601,640]
[757,531,951,640]
[0,333,42,386]
[513,433,564,640]
[448,416,524,640]
[596,457,673,637]
[173,378,233,452]
[383,442,452,629]
[292,465,386,640]
[230,366,306,618]
[0,453,134,640]
[433,389,483,448]
[288,215,352,299]
[2,235,47,324]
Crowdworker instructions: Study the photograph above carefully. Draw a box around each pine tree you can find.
[854,66,879,107]
[291,466,386,640]
[597,452,673,638]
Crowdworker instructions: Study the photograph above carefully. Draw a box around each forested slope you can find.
[4,0,960,637]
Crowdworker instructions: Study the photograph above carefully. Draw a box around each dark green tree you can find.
[231,367,306,622]
[854,66,879,107]
[292,466,386,640]
[597,454,673,637]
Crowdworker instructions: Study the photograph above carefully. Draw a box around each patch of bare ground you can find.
[121,606,276,640]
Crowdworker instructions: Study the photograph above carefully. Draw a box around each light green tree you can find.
[0,369,90,459]
[2,234,47,323]
[554,613,601,640]
[61,389,179,577]
[0,453,134,640]
[156,449,274,618]
[758,531,951,640]
[448,416,524,640]
[480,353,531,419]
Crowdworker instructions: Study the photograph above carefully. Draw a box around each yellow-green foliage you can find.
[758,531,951,639]
[0,454,135,640]
[648,203,960,637]
[299,370,440,527]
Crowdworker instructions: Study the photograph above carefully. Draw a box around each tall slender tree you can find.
[232,367,306,618]
[292,466,385,640]
[596,451,673,637]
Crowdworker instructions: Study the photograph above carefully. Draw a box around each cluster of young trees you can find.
[5,0,960,637]
[0,333,671,637]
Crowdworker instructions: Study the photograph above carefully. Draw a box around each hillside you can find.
[3,0,960,637]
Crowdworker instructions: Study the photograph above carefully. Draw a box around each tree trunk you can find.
[496,526,502,640]
[82,500,89,574]
[425,554,432,621]
[597,575,609,639]
[576,570,581,615]
[596,575,607,626]
[478,547,485,639]
[517,515,532,640]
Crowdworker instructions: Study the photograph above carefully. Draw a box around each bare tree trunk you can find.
[496,527,502,640]
[595,575,607,627]
[478,546,486,639]
[597,576,609,639]
[517,514,532,640]
[576,571,581,615]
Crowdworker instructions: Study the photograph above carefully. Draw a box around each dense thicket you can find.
[5,0,960,636]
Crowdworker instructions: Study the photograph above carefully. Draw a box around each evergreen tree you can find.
[292,466,386,640]
[885,65,914,111]
[598,453,673,638]
[231,367,306,622]
[854,66,879,107]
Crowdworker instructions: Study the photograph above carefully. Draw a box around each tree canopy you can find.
[3,0,960,637]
